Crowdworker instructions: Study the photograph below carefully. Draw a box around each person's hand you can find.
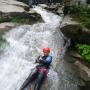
[39,55,43,61]
[35,55,43,63]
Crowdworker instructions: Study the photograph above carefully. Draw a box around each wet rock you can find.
[68,50,90,68]
[61,16,79,27]
[62,50,90,90]
[80,81,90,90]
[28,9,43,23]
[60,23,90,44]
[75,61,90,81]
[69,50,82,59]
[0,0,29,13]
[0,0,28,22]
[0,22,17,30]
[0,0,43,24]
[18,0,63,5]
[0,11,42,24]
[39,4,49,8]
[39,3,64,15]
[56,7,63,15]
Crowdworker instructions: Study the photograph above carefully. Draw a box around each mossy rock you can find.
[0,11,43,24]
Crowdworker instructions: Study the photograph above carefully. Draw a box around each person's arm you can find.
[35,55,42,63]
[39,56,52,65]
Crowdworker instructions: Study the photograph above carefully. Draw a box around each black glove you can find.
[35,56,42,63]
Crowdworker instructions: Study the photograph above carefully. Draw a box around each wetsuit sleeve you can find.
[39,56,52,65]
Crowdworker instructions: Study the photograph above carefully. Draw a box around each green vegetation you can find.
[70,5,90,29]
[0,12,42,24]
[0,16,5,22]
[11,16,30,24]
[69,5,90,63]
[0,16,31,24]
[76,44,90,62]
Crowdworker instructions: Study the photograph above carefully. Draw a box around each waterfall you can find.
[0,6,83,90]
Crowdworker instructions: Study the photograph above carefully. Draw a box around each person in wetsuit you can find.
[20,47,52,90]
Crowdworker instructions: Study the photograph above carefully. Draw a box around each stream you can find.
[0,6,84,90]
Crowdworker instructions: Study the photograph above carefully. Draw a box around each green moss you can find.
[75,44,90,63]
[11,15,43,24]
[11,16,30,24]
[0,16,5,22]
[70,5,90,29]
[0,16,32,24]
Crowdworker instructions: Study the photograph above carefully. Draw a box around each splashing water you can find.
[0,6,83,90]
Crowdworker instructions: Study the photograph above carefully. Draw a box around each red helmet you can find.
[43,47,50,53]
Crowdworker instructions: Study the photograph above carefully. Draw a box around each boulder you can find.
[75,61,90,81]
[18,0,63,5]
[0,22,17,30]
[0,0,29,13]
[69,50,82,59]
[37,3,64,15]
[0,0,43,24]
[60,22,90,45]
[0,0,28,22]
[61,16,79,27]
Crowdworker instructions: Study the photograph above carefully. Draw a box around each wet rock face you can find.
[0,0,43,24]
[60,50,90,90]
[75,61,90,81]
[0,0,28,22]
[18,0,63,4]
[0,0,29,13]
[66,50,90,90]
[0,23,17,30]
[60,24,90,45]
[42,3,63,15]
[0,11,43,24]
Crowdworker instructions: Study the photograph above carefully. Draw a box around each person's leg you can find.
[35,73,46,90]
[29,68,39,82]
[38,75,46,90]
[20,69,38,90]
